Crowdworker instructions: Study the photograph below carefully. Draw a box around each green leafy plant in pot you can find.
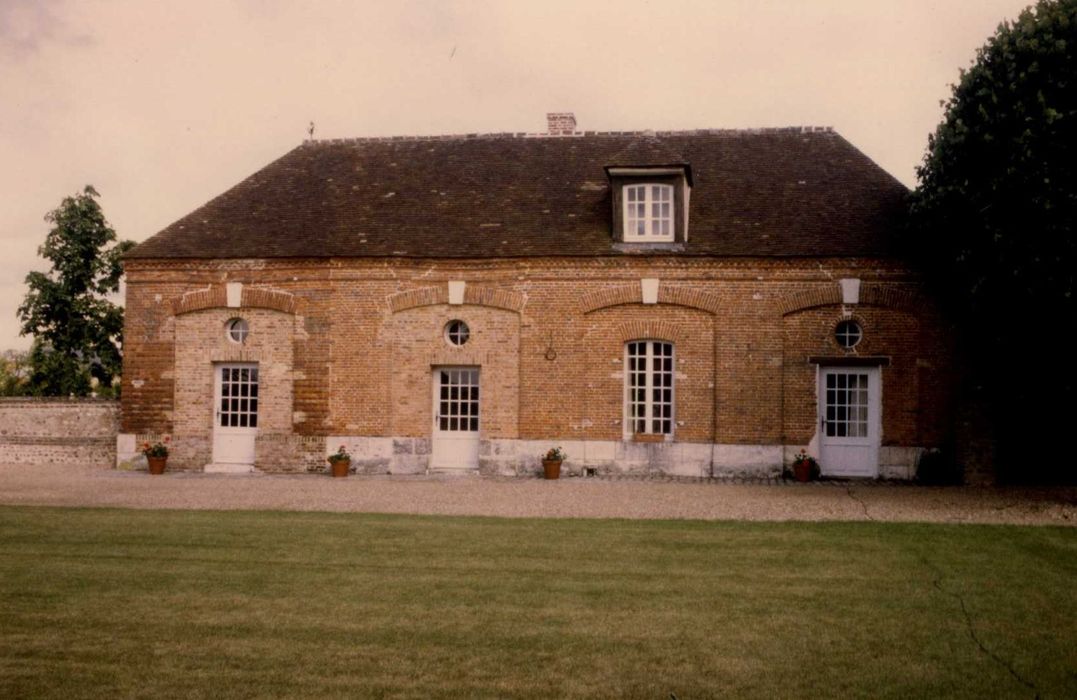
[327,445,351,477]
[142,437,170,475]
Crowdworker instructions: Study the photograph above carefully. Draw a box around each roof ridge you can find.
[302,126,835,146]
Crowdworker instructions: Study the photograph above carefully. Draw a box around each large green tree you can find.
[907,0,1076,480]
[17,186,135,396]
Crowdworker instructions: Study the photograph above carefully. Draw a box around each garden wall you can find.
[0,398,119,467]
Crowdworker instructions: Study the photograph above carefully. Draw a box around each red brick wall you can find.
[172,307,296,470]
[581,304,714,442]
[388,304,520,438]
[120,257,954,468]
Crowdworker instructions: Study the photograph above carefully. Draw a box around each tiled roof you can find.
[127,127,908,260]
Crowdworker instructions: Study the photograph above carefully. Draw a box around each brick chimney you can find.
[546,112,577,136]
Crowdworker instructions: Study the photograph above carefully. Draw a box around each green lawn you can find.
[0,507,1074,699]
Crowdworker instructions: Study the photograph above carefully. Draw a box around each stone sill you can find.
[632,433,669,443]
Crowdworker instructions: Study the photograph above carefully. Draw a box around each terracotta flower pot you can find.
[793,461,812,482]
[542,459,562,480]
[147,456,167,475]
[330,458,351,478]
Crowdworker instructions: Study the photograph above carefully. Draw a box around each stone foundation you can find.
[879,446,926,480]
[112,430,924,479]
[319,437,924,479]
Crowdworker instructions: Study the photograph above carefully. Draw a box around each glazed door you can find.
[430,367,480,470]
[818,367,880,477]
[212,363,259,465]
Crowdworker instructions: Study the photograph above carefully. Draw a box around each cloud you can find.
[0,0,92,59]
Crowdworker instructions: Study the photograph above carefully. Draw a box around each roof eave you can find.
[604,164,694,187]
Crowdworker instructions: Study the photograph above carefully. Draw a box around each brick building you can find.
[118,114,954,478]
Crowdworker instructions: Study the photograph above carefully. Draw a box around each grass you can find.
[0,507,1074,699]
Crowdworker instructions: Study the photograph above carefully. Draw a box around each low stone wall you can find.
[0,398,120,468]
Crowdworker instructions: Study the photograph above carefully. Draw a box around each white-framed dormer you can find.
[605,164,692,246]
[623,183,674,242]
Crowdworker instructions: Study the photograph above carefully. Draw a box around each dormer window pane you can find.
[623,183,674,242]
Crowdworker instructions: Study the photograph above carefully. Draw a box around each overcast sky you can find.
[1,0,1034,350]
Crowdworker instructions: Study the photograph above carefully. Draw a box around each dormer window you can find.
[605,150,691,246]
[624,184,674,241]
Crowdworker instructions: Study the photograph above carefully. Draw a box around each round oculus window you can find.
[835,320,862,349]
[445,320,470,346]
[226,318,250,344]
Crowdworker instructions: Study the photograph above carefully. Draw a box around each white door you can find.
[212,363,259,465]
[819,367,880,477]
[430,367,480,470]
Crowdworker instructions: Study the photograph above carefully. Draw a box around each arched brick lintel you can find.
[657,285,721,314]
[858,283,923,313]
[387,286,446,313]
[779,283,924,316]
[581,284,720,315]
[580,285,641,314]
[777,287,843,316]
[388,285,526,313]
[170,285,299,316]
[463,285,526,313]
[616,320,688,344]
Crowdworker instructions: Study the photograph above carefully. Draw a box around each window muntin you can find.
[445,320,470,346]
[624,184,674,241]
[218,365,258,428]
[438,368,479,432]
[226,318,249,344]
[835,320,863,349]
[626,340,674,435]
[824,371,869,438]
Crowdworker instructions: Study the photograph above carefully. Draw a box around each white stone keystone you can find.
[226,282,243,308]
[448,280,466,305]
[641,278,659,304]
[839,278,860,305]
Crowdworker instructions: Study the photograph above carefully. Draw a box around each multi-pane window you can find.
[824,371,869,438]
[219,366,258,428]
[624,184,674,241]
[438,368,479,432]
[626,341,674,435]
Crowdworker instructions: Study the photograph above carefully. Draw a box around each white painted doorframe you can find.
[430,366,480,470]
[211,363,259,466]
[818,365,881,478]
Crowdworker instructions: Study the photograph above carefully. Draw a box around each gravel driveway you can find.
[1,463,1074,525]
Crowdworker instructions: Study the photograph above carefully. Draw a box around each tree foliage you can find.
[907,0,1076,480]
[0,349,30,396]
[17,186,135,396]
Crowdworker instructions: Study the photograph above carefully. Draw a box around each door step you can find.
[426,468,480,478]
[204,463,259,474]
